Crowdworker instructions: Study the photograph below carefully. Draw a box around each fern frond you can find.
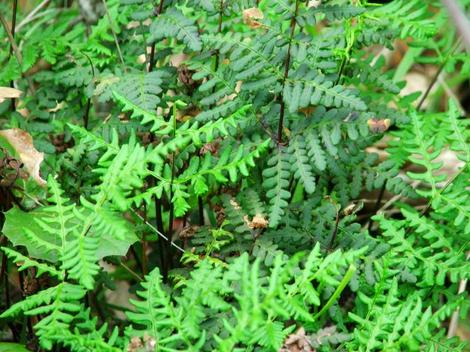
[262,147,291,228]
[285,66,367,112]
[289,135,316,194]
[149,8,202,51]
[1,247,64,279]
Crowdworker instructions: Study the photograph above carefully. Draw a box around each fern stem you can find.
[0,12,35,95]
[198,196,204,226]
[9,0,18,111]
[335,56,348,86]
[131,208,185,253]
[142,204,148,275]
[101,0,126,69]
[329,208,340,250]
[312,264,356,321]
[80,51,96,129]
[195,0,225,226]
[277,0,300,144]
[166,105,178,271]
[417,39,461,110]
[146,0,169,278]
[155,197,170,279]
[148,0,165,71]
[119,260,143,281]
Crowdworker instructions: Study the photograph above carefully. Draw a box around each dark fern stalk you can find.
[196,0,225,226]
[101,0,126,69]
[145,0,170,278]
[277,0,300,144]
[165,103,179,273]
[148,0,165,71]
[0,13,35,95]
[9,0,18,112]
[80,52,96,130]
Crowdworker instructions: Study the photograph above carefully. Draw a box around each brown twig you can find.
[277,0,300,144]
[16,0,52,32]
[148,0,165,72]
[441,0,470,53]
[101,0,126,69]
[9,0,18,111]
[0,12,36,95]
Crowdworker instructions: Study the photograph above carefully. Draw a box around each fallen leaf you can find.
[0,87,22,103]
[280,327,315,352]
[367,118,391,133]
[0,128,46,186]
[243,7,264,29]
[250,214,268,229]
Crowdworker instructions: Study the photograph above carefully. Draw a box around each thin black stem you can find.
[148,0,165,72]
[101,0,126,69]
[277,0,300,144]
[0,12,35,94]
[417,65,445,110]
[130,246,143,274]
[166,160,175,267]
[329,209,340,250]
[80,51,95,130]
[198,196,204,225]
[368,183,385,232]
[141,203,148,275]
[146,0,170,277]
[335,56,348,86]
[9,0,18,111]
[154,196,169,279]
[83,98,91,130]
[195,0,224,225]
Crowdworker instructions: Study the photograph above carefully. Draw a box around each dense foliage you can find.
[0,0,469,351]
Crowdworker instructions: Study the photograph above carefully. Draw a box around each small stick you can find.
[16,0,51,32]
[0,13,36,94]
[9,0,18,111]
[101,0,126,69]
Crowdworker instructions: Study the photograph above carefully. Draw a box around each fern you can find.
[262,147,291,228]
[1,0,469,350]
[149,8,202,52]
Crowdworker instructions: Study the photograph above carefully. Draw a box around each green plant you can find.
[0,0,469,351]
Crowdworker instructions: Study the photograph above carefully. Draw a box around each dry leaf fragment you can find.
[367,118,391,133]
[243,7,264,28]
[0,129,46,186]
[281,327,315,352]
[250,214,268,229]
[48,101,65,113]
[0,87,22,103]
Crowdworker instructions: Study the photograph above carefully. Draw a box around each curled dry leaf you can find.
[250,214,268,229]
[243,7,264,29]
[367,118,391,133]
[280,327,315,352]
[0,129,46,186]
[0,87,22,103]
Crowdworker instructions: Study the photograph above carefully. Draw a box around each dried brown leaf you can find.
[249,214,268,229]
[0,129,46,186]
[0,87,22,103]
[280,327,315,352]
[367,118,391,133]
[243,7,264,28]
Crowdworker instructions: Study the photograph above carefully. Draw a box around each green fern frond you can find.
[149,8,202,51]
[1,247,64,279]
[263,147,291,228]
